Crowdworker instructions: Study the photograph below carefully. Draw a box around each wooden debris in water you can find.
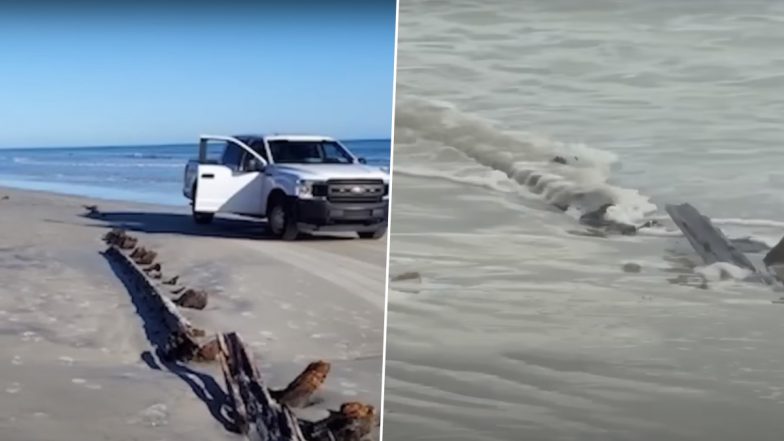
[665,203,779,285]
[390,271,421,283]
[162,275,179,285]
[764,236,784,268]
[579,204,636,235]
[667,274,709,290]
[622,262,642,273]
[665,203,757,272]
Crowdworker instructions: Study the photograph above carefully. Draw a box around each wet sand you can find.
[0,187,386,440]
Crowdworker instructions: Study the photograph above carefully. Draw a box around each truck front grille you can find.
[312,183,328,197]
[326,179,385,203]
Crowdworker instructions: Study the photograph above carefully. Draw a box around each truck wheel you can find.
[268,199,299,241]
[193,210,214,225]
[358,228,386,240]
[191,185,214,224]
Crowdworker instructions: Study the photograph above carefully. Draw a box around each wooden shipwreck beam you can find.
[101,229,378,440]
[102,229,212,360]
[665,203,778,285]
[104,245,209,360]
[665,203,757,272]
[217,332,377,441]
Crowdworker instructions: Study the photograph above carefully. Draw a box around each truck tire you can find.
[191,185,214,224]
[267,198,299,241]
[358,228,386,240]
[192,210,214,225]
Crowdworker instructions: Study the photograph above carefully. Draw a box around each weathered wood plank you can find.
[104,242,206,360]
[764,236,784,268]
[104,229,376,440]
[665,203,758,273]
[218,332,310,441]
[106,246,198,332]
[271,361,331,408]
[218,333,377,441]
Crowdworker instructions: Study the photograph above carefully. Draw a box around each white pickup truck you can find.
[183,134,390,240]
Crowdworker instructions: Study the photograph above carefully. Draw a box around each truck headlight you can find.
[296,180,325,198]
[296,180,312,198]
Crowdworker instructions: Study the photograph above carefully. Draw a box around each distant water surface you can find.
[0,140,390,205]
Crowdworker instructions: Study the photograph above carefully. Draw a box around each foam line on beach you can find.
[395,96,657,225]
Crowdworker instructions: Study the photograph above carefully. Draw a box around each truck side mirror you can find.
[247,158,265,172]
[357,157,367,164]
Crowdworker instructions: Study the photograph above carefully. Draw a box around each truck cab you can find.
[183,134,389,240]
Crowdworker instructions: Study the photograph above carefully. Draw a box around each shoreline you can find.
[0,187,386,440]
[0,180,186,207]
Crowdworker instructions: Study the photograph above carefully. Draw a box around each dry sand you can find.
[0,187,387,440]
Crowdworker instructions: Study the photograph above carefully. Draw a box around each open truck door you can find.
[192,135,268,218]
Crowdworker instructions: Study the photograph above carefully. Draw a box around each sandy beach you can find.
[0,186,386,440]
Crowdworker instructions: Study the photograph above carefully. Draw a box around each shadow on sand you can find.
[102,249,239,432]
[82,210,355,241]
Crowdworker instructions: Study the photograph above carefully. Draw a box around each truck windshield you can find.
[267,140,354,164]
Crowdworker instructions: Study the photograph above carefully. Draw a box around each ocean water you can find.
[385,1,784,440]
[0,139,390,205]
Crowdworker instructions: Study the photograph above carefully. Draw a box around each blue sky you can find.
[0,2,397,148]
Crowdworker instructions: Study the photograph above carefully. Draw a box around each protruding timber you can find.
[271,360,331,408]
[217,333,376,441]
[764,237,784,268]
[135,249,158,265]
[119,236,137,249]
[174,289,208,310]
[665,203,757,272]
[217,332,309,439]
[665,203,780,285]
[130,247,145,259]
[143,263,162,273]
[102,230,376,440]
[302,402,377,441]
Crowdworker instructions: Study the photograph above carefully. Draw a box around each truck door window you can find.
[221,142,244,171]
[322,142,353,164]
[249,140,268,162]
[239,151,264,172]
[268,141,353,164]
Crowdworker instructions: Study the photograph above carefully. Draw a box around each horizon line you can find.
[0,137,392,150]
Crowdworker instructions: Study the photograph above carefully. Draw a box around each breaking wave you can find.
[395,97,657,224]
[124,153,178,160]
[695,262,754,281]
[12,157,180,168]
